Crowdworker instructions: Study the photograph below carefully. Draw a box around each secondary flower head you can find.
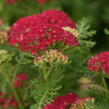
[8,10,78,55]
[34,49,69,66]
[43,93,79,109]
[43,93,95,109]
[88,51,109,74]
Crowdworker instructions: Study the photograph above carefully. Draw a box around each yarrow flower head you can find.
[43,93,95,109]
[8,10,78,55]
[87,51,109,75]
[0,50,11,65]
[34,49,69,66]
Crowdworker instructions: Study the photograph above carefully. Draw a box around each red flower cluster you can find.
[43,93,94,109]
[38,0,47,4]
[8,10,78,55]
[0,92,18,109]
[88,51,109,74]
[43,93,79,109]
[14,73,28,88]
[6,0,15,4]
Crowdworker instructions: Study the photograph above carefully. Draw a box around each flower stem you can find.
[101,75,108,91]
[8,80,24,109]
[12,52,25,83]
[4,73,24,109]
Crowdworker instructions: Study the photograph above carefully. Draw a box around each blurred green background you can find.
[0,0,109,52]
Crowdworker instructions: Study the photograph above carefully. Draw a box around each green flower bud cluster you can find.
[34,49,69,66]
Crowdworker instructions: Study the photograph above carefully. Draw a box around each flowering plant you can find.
[0,8,109,109]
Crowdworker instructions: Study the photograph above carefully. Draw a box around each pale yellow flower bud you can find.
[63,27,79,38]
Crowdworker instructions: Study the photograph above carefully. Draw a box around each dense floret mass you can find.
[43,93,79,109]
[8,10,78,55]
[88,51,109,74]
[43,93,94,109]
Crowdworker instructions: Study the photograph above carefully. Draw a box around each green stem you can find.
[101,75,108,91]
[43,65,53,82]
[11,52,25,108]
[12,52,25,83]
[37,87,48,109]
[4,74,24,109]
[8,81,24,109]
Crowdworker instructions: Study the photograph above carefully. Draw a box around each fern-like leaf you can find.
[30,78,62,109]
[77,18,96,48]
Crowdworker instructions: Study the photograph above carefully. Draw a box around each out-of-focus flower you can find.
[0,31,8,44]
[6,0,15,4]
[38,0,47,4]
[14,73,28,88]
[8,10,78,55]
[4,96,18,109]
[0,92,6,104]
[0,50,11,65]
[0,92,18,109]
[88,51,109,75]
[34,49,69,66]
[0,18,4,26]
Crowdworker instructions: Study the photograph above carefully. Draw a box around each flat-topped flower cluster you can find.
[8,10,78,55]
[88,51,109,75]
